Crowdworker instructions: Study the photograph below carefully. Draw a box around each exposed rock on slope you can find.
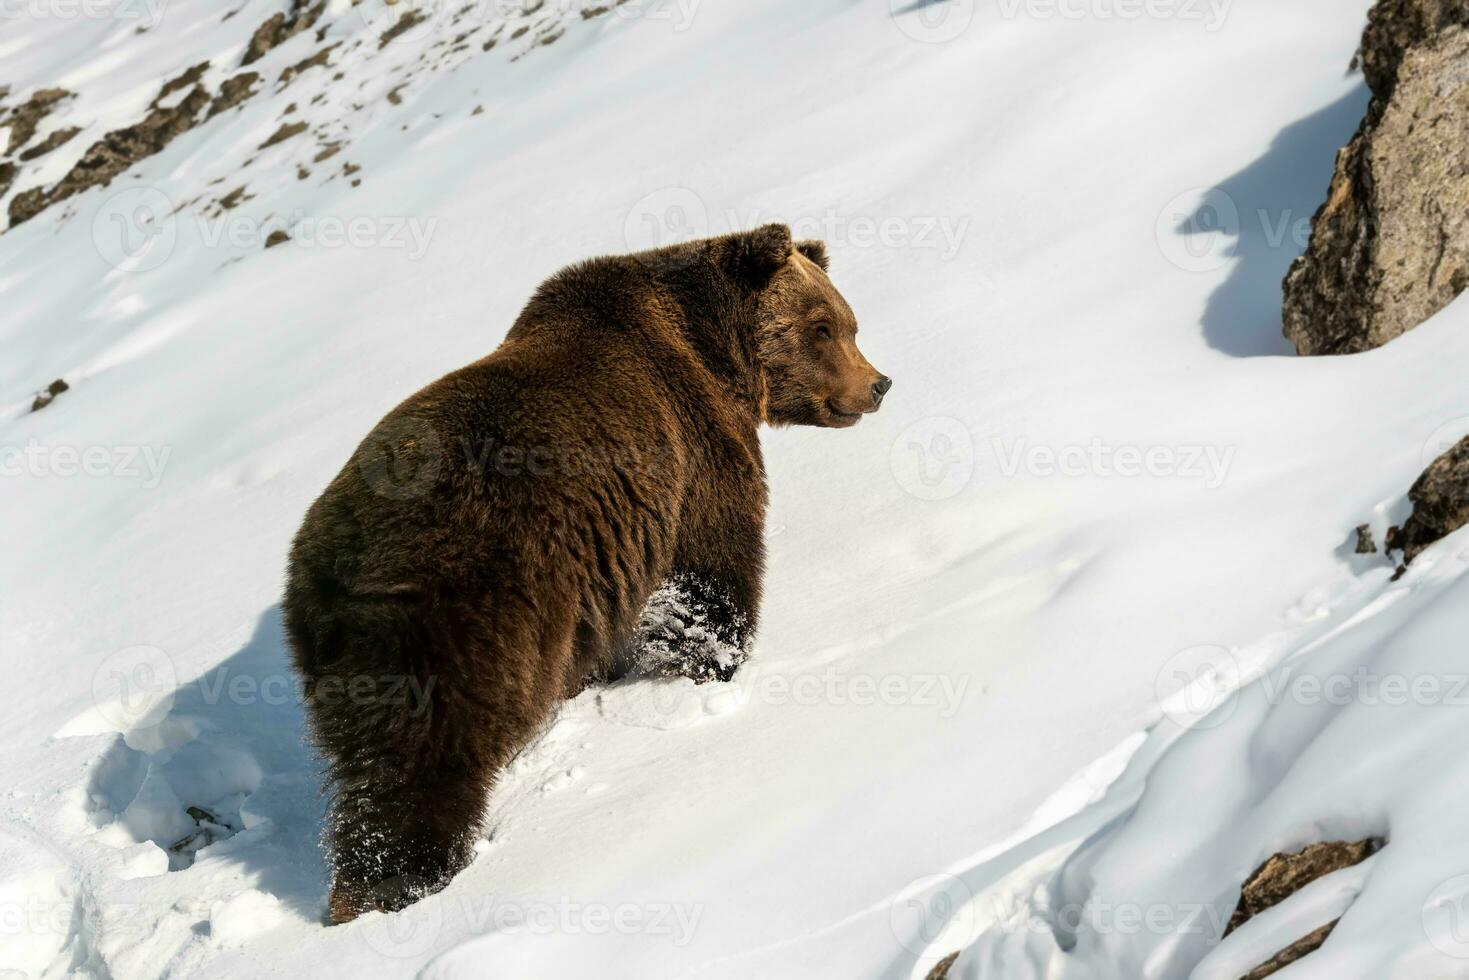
[1281,0,1469,355]
[2,87,72,155]
[1227,839,1382,979]
[242,0,325,66]
[30,378,69,413]
[8,67,212,228]
[1388,435,1469,566]
[1358,0,1469,95]
[924,840,1385,980]
[2,0,626,233]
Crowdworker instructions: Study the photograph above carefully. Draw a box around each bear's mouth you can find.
[825,400,864,426]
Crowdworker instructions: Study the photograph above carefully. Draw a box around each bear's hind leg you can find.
[324,754,491,923]
[306,604,548,924]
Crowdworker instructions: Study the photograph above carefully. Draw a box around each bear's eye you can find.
[813,324,832,341]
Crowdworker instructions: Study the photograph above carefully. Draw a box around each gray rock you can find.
[1281,2,1469,356]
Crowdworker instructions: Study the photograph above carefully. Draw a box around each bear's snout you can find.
[871,375,892,410]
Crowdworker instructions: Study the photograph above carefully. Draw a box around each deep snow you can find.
[5,0,1469,977]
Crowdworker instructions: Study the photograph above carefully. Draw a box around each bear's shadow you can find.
[154,605,330,921]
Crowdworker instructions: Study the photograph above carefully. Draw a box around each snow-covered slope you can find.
[5,0,1469,977]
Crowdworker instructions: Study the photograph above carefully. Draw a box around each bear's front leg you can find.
[631,572,754,683]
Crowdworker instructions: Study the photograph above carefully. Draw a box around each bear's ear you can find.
[724,223,793,287]
[795,240,829,272]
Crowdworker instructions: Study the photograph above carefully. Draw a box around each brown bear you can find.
[282,224,890,923]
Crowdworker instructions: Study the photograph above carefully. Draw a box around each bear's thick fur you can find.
[282,224,889,922]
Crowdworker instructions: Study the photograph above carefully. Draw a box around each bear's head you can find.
[727,224,891,428]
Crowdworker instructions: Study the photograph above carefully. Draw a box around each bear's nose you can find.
[871,375,892,408]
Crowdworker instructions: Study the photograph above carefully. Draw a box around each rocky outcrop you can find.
[1357,0,1469,96]
[8,67,212,228]
[1281,1,1469,355]
[242,0,325,66]
[207,72,261,119]
[1388,436,1469,566]
[925,951,958,979]
[1227,839,1384,979]
[2,88,72,156]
